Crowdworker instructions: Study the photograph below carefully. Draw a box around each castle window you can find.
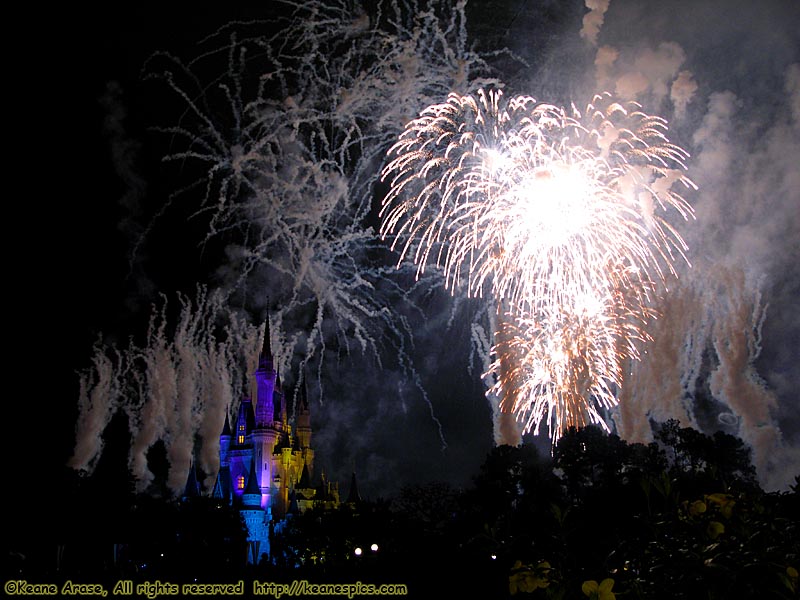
[238,435,245,445]
[237,475,245,490]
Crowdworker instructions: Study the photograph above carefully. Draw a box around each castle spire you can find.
[298,462,311,489]
[221,412,231,437]
[296,377,312,450]
[182,460,200,501]
[255,317,277,428]
[346,472,362,505]
[243,458,262,501]
[259,317,273,369]
[287,488,300,516]
[298,377,310,412]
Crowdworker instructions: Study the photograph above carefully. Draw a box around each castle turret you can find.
[219,413,232,468]
[287,488,300,517]
[296,380,312,450]
[242,459,263,507]
[254,321,276,427]
[181,460,200,502]
[212,467,232,504]
[234,397,255,444]
[298,462,312,489]
[345,472,362,506]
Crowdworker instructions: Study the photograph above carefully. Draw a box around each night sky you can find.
[7,0,799,531]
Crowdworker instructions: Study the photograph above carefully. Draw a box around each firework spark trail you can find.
[142,0,499,395]
[381,88,695,440]
[71,289,262,494]
[491,287,651,439]
[382,90,694,311]
[69,345,125,474]
[74,0,505,484]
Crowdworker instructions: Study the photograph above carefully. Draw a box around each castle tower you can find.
[213,315,343,563]
[241,458,270,564]
[252,319,279,510]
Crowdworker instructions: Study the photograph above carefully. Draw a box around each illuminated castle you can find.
[185,323,347,565]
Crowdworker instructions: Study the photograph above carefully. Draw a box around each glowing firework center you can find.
[381,88,695,442]
[501,165,594,266]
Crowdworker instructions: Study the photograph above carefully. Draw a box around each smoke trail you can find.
[580,0,611,47]
[73,289,261,494]
[670,70,698,120]
[593,39,695,116]
[617,264,797,488]
[127,313,174,490]
[601,0,799,489]
[69,344,125,474]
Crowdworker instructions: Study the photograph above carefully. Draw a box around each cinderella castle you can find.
[182,322,361,565]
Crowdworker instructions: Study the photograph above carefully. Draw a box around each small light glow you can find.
[354,547,362,556]
[490,554,497,560]
[370,543,379,552]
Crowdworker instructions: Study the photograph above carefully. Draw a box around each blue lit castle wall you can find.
[209,321,326,564]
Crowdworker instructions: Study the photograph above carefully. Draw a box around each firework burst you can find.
[381,88,695,440]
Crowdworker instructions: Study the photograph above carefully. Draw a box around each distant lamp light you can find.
[490,554,497,560]
[354,547,362,556]
[370,543,379,552]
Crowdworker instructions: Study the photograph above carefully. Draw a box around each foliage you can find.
[28,420,797,599]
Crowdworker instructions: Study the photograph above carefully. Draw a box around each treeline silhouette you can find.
[3,418,798,599]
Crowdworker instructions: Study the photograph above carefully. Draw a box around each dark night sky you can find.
[8,4,290,512]
[9,3,500,506]
[6,0,799,535]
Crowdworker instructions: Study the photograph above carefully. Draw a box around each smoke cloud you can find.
[74,0,799,497]
[590,0,800,489]
[580,0,611,47]
[71,289,261,494]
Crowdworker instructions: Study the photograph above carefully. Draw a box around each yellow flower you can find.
[786,566,798,593]
[688,500,707,516]
[705,493,735,518]
[582,578,616,600]
[509,560,552,595]
[705,493,731,505]
[706,520,725,539]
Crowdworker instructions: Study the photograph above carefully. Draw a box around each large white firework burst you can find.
[381,88,695,439]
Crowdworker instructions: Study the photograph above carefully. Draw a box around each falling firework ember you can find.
[490,290,652,438]
[381,88,696,440]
